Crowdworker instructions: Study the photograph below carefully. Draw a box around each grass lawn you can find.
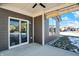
[52,36,79,54]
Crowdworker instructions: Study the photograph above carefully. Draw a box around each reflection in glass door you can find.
[21,21,27,43]
[9,17,29,48]
[10,19,19,46]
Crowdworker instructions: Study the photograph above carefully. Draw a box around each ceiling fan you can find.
[32,3,46,8]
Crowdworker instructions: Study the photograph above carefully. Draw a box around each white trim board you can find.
[42,13,45,46]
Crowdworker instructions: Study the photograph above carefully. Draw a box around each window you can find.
[60,10,79,36]
[49,18,56,36]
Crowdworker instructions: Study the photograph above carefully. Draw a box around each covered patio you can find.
[0,3,79,56]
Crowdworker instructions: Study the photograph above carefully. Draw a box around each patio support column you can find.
[42,12,45,46]
[55,16,60,36]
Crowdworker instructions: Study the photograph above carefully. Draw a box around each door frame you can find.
[8,16,29,49]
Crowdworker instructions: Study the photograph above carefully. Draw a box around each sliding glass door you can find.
[9,17,29,48]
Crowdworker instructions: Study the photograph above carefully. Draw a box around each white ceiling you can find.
[0,3,73,17]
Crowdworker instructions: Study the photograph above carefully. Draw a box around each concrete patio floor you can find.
[0,43,79,56]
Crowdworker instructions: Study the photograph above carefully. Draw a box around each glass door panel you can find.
[10,19,19,46]
[21,21,27,43]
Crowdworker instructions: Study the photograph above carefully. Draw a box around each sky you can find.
[49,18,56,25]
[49,10,79,28]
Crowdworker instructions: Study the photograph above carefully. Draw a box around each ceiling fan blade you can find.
[32,3,37,8]
[39,3,46,8]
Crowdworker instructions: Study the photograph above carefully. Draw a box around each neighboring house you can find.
[0,3,78,51]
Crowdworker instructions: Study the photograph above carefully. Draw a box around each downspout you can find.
[32,17,34,43]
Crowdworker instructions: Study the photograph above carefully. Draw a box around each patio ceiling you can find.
[0,3,73,17]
